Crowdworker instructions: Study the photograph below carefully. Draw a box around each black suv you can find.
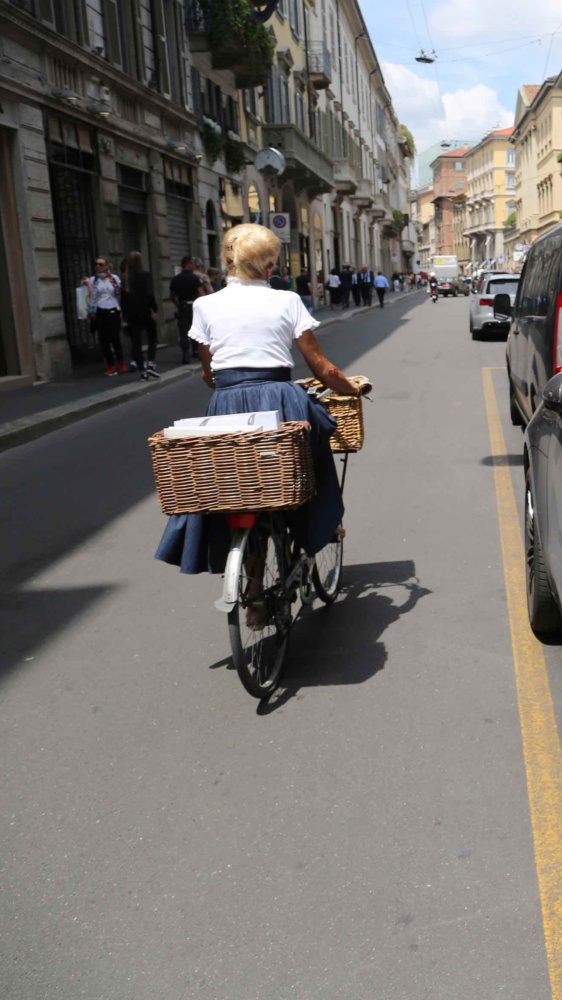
[499,224,562,426]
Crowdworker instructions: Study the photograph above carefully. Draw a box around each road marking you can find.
[483,366,562,998]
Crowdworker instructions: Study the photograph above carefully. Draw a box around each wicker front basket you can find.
[300,378,364,453]
[149,422,315,515]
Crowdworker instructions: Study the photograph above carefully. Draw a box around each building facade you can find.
[414,183,435,269]
[462,127,515,270]
[430,145,471,257]
[508,76,562,264]
[0,0,413,388]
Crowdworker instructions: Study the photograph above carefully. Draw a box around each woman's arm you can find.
[199,344,214,389]
[296,330,360,395]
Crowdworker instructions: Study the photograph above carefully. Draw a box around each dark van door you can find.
[513,230,562,423]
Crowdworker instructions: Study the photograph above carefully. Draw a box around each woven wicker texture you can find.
[299,378,364,452]
[149,422,315,515]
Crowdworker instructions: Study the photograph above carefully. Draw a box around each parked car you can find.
[500,224,562,426]
[523,371,562,634]
[458,276,471,296]
[470,273,519,338]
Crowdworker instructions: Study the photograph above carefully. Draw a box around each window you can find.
[289,0,300,36]
[455,161,463,171]
[103,0,146,83]
[507,148,515,166]
[25,0,89,45]
[244,88,259,118]
[506,171,515,191]
[277,0,287,14]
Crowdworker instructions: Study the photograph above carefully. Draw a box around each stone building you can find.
[462,127,515,270]
[0,0,413,389]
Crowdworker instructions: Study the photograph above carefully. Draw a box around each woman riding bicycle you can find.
[156,223,363,579]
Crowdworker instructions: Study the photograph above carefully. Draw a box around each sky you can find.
[361,0,562,158]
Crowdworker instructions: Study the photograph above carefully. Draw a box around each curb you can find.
[0,291,421,455]
[0,364,197,455]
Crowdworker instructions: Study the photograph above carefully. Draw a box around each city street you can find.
[2,291,560,999]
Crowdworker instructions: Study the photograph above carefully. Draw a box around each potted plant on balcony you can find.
[196,0,274,86]
[201,116,225,164]
[224,131,246,174]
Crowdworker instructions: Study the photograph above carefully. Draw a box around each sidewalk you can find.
[0,290,419,453]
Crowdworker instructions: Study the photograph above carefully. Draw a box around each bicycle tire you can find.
[312,531,344,604]
[228,518,290,698]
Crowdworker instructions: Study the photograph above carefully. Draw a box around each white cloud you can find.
[381,62,513,154]
[429,0,562,39]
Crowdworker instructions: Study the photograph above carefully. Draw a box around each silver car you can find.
[470,273,520,339]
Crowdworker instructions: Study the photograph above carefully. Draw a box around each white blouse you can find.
[189,278,320,370]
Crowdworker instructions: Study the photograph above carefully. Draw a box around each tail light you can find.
[553,292,562,373]
[479,298,494,306]
[226,513,256,530]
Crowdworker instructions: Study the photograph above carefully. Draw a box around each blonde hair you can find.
[222,223,280,281]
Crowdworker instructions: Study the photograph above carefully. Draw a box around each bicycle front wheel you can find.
[312,529,344,604]
[228,519,290,698]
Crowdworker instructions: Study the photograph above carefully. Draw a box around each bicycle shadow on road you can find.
[257,559,432,714]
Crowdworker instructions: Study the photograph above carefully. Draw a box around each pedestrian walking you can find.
[359,265,374,306]
[170,256,204,364]
[208,267,221,293]
[374,271,389,308]
[351,268,361,308]
[281,265,294,291]
[270,266,290,290]
[121,251,160,380]
[193,257,214,296]
[340,264,353,309]
[295,268,314,314]
[82,256,125,377]
[327,268,341,309]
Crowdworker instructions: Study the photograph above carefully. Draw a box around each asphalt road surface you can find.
[1,291,559,999]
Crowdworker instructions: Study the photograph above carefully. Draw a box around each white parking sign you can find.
[269,212,291,244]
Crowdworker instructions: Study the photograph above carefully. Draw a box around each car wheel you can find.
[525,470,562,635]
[453,289,458,297]
[470,319,479,340]
[509,377,524,427]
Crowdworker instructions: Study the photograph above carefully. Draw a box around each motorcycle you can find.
[430,283,438,303]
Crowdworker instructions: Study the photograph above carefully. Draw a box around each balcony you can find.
[261,124,333,196]
[351,178,375,208]
[333,157,360,194]
[308,42,332,89]
[185,0,273,87]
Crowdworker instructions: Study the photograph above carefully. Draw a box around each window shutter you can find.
[36,0,56,27]
[103,0,123,69]
[152,0,171,96]
[132,0,146,83]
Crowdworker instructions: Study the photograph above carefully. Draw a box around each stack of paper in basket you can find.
[162,411,281,439]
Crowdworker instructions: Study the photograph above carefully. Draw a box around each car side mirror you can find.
[542,372,562,412]
[494,293,512,319]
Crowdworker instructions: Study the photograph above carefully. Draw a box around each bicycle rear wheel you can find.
[228,519,290,698]
[312,529,343,604]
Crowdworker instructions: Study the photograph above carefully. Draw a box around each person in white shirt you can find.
[374,272,390,308]
[327,268,341,310]
[156,224,366,615]
[82,256,125,376]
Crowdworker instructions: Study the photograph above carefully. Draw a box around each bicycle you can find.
[214,380,370,699]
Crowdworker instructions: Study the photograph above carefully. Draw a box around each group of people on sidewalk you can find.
[326,266,391,310]
[83,254,219,378]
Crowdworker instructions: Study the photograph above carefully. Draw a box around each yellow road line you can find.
[483,366,562,997]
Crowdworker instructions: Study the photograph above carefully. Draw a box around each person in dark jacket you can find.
[121,251,160,379]
[339,265,353,309]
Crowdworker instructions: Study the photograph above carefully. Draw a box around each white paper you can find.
[163,425,263,439]
[173,410,280,432]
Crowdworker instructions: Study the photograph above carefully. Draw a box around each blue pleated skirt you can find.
[155,368,344,574]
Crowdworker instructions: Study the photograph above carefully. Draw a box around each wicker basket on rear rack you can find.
[149,422,315,516]
[299,377,364,453]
